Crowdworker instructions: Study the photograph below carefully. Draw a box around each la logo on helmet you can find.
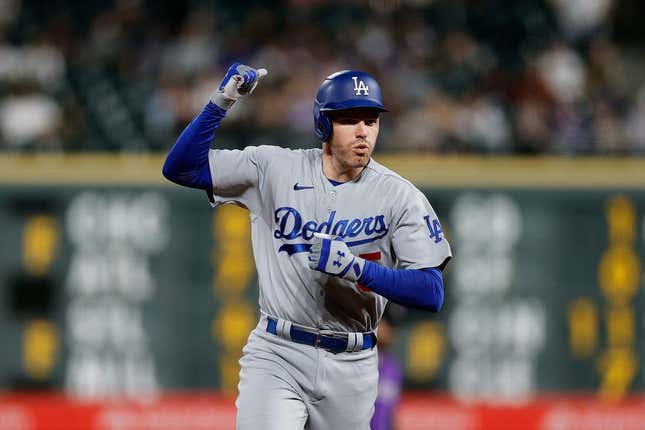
[352,77,369,96]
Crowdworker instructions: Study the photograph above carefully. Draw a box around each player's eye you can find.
[334,116,377,126]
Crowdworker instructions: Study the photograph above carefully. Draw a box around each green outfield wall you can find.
[0,154,643,400]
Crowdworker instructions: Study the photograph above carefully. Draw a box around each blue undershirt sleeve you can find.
[358,262,444,312]
[162,102,227,190]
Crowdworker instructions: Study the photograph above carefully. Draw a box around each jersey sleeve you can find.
[391,186,452,271]
[207,145,269,213]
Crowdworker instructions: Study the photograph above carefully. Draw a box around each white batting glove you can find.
[308,233,365,282]
[210,63,268,110]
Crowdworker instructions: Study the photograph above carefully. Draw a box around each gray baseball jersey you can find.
[208,146,451,332]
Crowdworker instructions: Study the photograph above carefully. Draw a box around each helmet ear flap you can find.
[313,102,332,142]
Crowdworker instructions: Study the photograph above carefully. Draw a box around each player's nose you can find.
[355,120,368,137]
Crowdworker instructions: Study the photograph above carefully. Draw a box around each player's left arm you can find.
[308,187,451,312]
[360,263,444,311]
[308,233,444,311]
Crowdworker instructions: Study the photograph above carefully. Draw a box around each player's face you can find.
[327,109,380,171]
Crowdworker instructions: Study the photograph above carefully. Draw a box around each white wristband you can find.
[210,91,237,110]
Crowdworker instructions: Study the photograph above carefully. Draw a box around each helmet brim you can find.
[319,98,388,112]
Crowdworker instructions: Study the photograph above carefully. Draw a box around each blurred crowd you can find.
[1,0,644,154]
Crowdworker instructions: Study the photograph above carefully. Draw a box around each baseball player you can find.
[162,63,451,430]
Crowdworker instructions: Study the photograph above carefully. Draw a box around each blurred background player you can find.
[371,303,406,430]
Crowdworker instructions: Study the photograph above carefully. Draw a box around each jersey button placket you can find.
[327,190,336,212]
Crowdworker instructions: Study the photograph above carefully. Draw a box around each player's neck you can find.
[322,151,365,182]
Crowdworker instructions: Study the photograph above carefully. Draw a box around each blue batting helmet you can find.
[313,70,388,142]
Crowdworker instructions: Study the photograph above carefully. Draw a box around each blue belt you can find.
[266,317,377,353]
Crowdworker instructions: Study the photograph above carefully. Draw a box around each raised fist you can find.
[211,63,268,109]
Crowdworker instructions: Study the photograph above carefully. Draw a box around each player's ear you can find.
[321,128,333,147]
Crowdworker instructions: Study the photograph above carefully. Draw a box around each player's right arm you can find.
[162,63,267,193]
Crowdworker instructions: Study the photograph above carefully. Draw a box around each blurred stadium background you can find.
[1,0,645,429]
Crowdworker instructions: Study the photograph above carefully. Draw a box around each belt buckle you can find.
[315,329,334,349]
